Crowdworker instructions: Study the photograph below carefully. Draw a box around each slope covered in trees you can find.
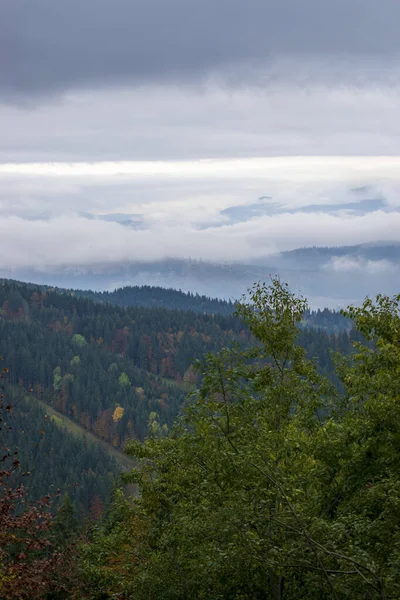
[0,280,244,447]
[2,391,120,517]
[0,279,235,315]
[73,284,236,315]
[0,279,355,453]
[78,285,352,332]
[1,277,351,329]
[0,278,357,516]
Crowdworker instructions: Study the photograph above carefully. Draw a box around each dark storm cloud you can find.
[2,0,400,98]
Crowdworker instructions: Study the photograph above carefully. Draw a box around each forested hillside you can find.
[73,284,235,315]
[3,390,119,517]
[0,279,235,315]
[0,279,356,513]
[0,279,357,450]
[0,281,245,445]
[1,279,399,598]
[79,285,352,332]
[1,277,351,328]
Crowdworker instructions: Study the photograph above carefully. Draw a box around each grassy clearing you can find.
[36,399,136,472]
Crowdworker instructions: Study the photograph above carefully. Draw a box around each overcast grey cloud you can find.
[2,0,400,99]
[1,0,400,282]
[2,85,400,163]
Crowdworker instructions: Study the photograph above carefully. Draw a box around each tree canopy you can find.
[100,280,400,599]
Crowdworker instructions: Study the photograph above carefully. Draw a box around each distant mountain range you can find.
[1,242,399,309]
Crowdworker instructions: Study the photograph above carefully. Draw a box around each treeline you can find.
[0,279,235,315]
[1,277,351,329]
[72,284,235,315]
[302,307,351,332]
[79,286,352,332]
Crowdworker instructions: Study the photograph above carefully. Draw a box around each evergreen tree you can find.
[53,494,79,549]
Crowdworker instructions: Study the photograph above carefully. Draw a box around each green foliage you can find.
[72,334,88,348]
[70,355,81,367]
[75,488,143,600]
[118,372,130,388]
[112,280,400,599]
[53,366,62,393]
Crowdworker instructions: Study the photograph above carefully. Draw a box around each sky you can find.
[1,0,400,268]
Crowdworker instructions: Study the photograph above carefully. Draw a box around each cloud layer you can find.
[3,0,400,99]
[1,157,400,268]
[2,1,400,272]
[2,85,400,163]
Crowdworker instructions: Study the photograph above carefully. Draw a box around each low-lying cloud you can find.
[326,256,398,275]
[1,208,400,270]
[1,155,400,268]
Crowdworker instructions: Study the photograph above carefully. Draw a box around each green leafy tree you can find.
[53,366,62,393]
[75,488,146,600]
[120,281,400,599]
[72,334,88,348]
[70,355,80,368]
[118,372,130,388]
